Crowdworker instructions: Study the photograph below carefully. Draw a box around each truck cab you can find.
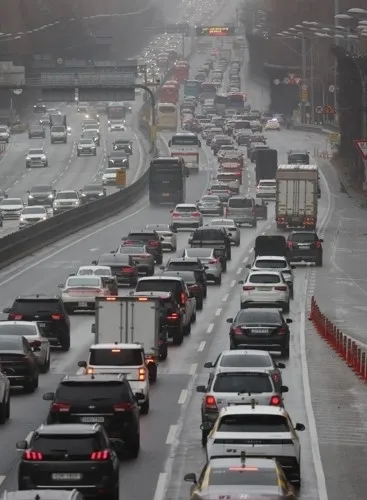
[77,342,151,414]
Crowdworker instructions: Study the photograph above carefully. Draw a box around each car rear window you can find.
[11,299,61,313]
[56,381,130,402]
[32,434,103,455]
[248,274,281,284]
[0,324,37,336]
[175,206,197,213]
[128,233,157,242]
[236,310,281,324]
[162,271,196,284]
[290,233,316,243]
[255,259,286,269]
[259,181,276,187]
[89,348,144,366]
[218,414,289,433]
[136,279,182,297]
[209,467,277,486]
[167,261,201,271]
[192,229,224,241]
[213,373,272,393]
[219,353,272,368]
[228,198,253,208]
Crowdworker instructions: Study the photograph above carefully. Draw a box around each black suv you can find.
[163,257,207,298]
[43,374,141,458]
[0,335,38,394]
[125,230,163,264]
[190,226,231,265]
[16,423,120,498]
[3,295,71,351]
[286,231,323,266]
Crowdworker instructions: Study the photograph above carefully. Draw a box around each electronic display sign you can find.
[196,25,236,36]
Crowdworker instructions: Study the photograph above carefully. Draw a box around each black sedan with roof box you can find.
[92,253,138,286]
[161,270,204,310]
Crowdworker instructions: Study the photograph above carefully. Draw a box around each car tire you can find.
[148,364,157,383]
[197,299,203,311]
[40,353,50,374]
[0,397,7,424]
[252,221,257,228]
[235,240,240,247]
[24,375,37,393]
[60,337,70,352]
[140,397,150,415]
[184,321,191,336]
[155,254,163,265]
[282,345,290,359]
[263,212,268,220]
[147,269,155,276]
[172,329,184,345]
[110,484,120,500]
[283,302,290,314]
[221,261,227,273]
[201,429,209,447]
[128,433,140,458]
[214,275,222,285]
[315,256,323,267]
[77,152,80,157]
[5,396,10,419]
[191,311,197,323]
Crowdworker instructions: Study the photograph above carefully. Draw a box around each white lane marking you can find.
[197,341,206,352]
[178,389,187,405]
[300,310,328,500]
[166,424,178,445]
[243,257,248,263]
[0,206,146,286]
[215,308,222,316]
[230,279,236,287]
[249,247,254,252]
[236,267,242,275]
[222,294,228,302]
[153,473,168,500]
[189,363,197,375]
[206,323,214,333]
[0,475,5,486]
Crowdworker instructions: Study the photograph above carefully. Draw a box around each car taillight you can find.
[138,368,146,381]
[51,313,63,320]
[149,240,159,247]
[123,240,135,245]
[233,327,242,335]
[205,395,217,409]
[273,373,280,383]
[225,207,229,216]
[9,313,23,320]
[208,259,218,264]
[123,266,134,273]
[167,312,179,320]
[180,292,186,305]
[90,450,110,460]
[315,240,321,248]
[191,211,201,216]
[171,211,180,217]
[287,241,293,249]
[24,451,43,461]
[189,284,200,292]
[251,210,255,215]
[243,286,255,291]
[51,402,71,413]
[274,286,287,291]
[277,327,288,335]
[30,340,42,348]
[270,395,281,406]
[113,402,133,412]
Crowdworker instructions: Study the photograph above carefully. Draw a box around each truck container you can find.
[255,148,278,184]
[50,113,66,128]
[275,164,318,230]
[92,296,162,379]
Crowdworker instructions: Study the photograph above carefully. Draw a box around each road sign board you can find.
[328,133,340,145]
[196,25,236,36]
[316,106,323,114]
[283,77,289,84]
[329,85,335,93]
[294,77,301,85]
[116,168,127,187]
[322,105,335,114]
[354,139,367,160]
[273,78,280,85]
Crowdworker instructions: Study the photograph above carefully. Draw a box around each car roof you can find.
[14,294,60,300]
[209,456,278,469]
[0,321,38,328]
[35,424,102,435]
[218,405,288,417]
[255,256,287,261]
[138,276,184,282]
[90,343,143,350]
[60,374,125,384]
[218,349,273,358]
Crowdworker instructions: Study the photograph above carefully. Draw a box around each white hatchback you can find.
[238,270,290,312]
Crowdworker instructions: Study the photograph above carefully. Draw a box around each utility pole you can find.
[301,36,307,123]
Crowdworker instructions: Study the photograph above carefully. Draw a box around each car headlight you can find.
[81,193,86,196]
[74,201,80,205]
[28,195,34,199]
[109,160,114,163]
[99,192,104,196]
[42,216,47,220]
[19,217,25,222]
[48,194,54,198]
[54,201,60,206]
[26,156,30,160]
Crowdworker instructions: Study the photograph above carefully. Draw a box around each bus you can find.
[168,132,201,173]
[184,80,201,99]
[149,157,188,205]
[199,82,217,103]
[227,92,246,111]
[214,93,228,115]
[107,102,126,120]
[159,84,179,104]
[156,103,178,131]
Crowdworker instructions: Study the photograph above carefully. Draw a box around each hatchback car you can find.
[124,229,163,264]
[0,198,24,219]
[226,308,292,357]
[286,230,323,266]
[19,206,48,229]
[27,185,55,207]
[92,253,138,286]
[238,270,290,312]
[58,275,113,313]
[170,203,203,230]
[0,335,39,392]
[28,125,45,139]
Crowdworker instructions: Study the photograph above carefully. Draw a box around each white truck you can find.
[168,132,201,173]
[275,164,318,230]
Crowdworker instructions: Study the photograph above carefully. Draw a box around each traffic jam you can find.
[0,0,328,499]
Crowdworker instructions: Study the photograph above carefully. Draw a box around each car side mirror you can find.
[135,392,145,401]
[196,385,207,393]
[238,280,244,284]
[26,190,30,194]
[200,421,212,432]
[3,308,10,313]
[78,360,87,368]
[91,324,96,334]
[32,346,41,352]
[319,239,324,243]
[160,237,164,241]
[204,362,212,368]
[16,440,28,451]
[281,385,289,393]
[291,265,296,269]
[277,362,286,369]
[286,318,293,324]
[168,140,172,147]
[170,209,173,213]
[110,250,116,254]
[43,392,55,401]
[245,264,251,269]
[58,284,64,288]
[91,260,97,265]
[295,423,305,431]
[184,473,197,484]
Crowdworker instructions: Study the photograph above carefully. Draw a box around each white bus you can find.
[156,103,177,131]
[168,132,201,173]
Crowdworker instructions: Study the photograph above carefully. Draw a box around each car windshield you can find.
[211,220,235,227]
[110,152,127,158]
[83,130,97,136]
[162,271,196,284]
[219,353,272,368]
[66,277,100,287]
[1,199,22,205]
[51,126,64,131]
[235,310,281,325]
[213,373,272,393]
[185,248,213,258]
[56,192,77,199]
[259,181,276,187]
[255,259,287,269]
[80,139,94,144]
[248,274,281,284]
[209,467,278,486]
[291,233,316,243]
[89,348,143,366]
[0,324,37,336]
[118,246,146,254]
[22,207,46,214]
[31,186,51,193]
[200,196,219,203]
[29,149,44,154]
[218,414,290,433]
[83,185,102,192]
[0,337,22,350]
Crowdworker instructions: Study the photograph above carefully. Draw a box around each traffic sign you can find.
[273,78,280,85]
[294,77,301,85]
[354,139,367,160]
[329,85,335,93]
[328,133,340,145]
[322,105,335,114]
[283,77,289,84]
[316,106,323,114]
[12,88,23,95]
[116,168,127,187]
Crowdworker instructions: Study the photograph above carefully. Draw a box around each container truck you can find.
[275,164,318,230]
[255,148,278,184]
[88,296,164,381]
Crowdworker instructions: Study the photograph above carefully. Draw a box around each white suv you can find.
[170,203,203,230]
[238,270,290,312]
[246,255,295,296]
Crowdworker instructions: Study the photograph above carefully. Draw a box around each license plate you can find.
[52,473,82,481]
[78,302,88,307]
[162,193,170,197]
[81,416,105,423]
[254,329,269,334]
[299,245,310,249]
[39,322,46,327]
[257,287,270,291]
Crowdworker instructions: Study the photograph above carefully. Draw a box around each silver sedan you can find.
[208,218,241,246]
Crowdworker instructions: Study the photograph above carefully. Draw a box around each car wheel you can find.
[197,299,203,311]
[252,221,257,228]
[214,275,222,285]
[191,311,197,323]
[5,396,10,419]
[128,433,140,458]
[148,364,157,383]
[283,302,290,314]
[235,240,240,247]
[282,345,290,359]
[110,484,120,500]
[221,261,227,273]
[24,377,36,394]
[315,257,323,267]
[0,397,7,424]
[155,255,163,265]
[201,429,209,447]
[40,353,50,374]
[140,397,150,415]
[172,329,184,345]
[184,321,191,336]
[60,337,70,352]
